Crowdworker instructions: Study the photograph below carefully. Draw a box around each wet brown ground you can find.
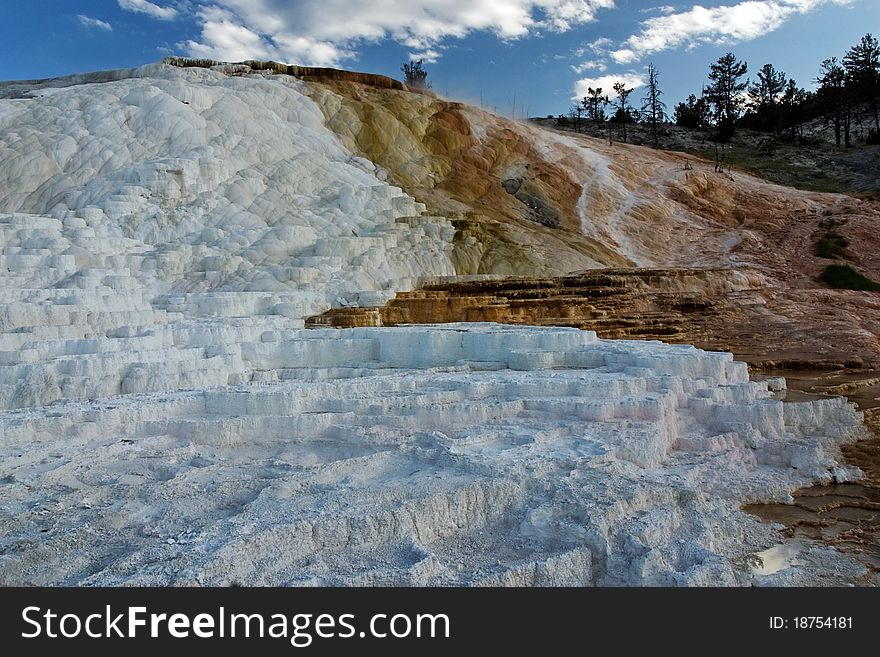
[745,371,880,579]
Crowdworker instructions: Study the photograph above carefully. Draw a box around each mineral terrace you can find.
[0,60,877,585]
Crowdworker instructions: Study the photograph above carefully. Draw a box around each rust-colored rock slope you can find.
[297,71,880,368]
[166,59,880,367]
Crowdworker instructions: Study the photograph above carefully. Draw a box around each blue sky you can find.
[0,1,876,117]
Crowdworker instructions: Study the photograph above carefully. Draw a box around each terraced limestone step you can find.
[0,324,867,586]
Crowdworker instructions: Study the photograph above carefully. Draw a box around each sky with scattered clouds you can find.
[1,0,875,116]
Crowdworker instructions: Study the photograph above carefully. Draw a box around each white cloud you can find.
[537,0,618,31]
[574,36,613,57]
[77,15,113,31]
[610,0,853,64]
[409,49,442,64]
[118,0,179,21]
[573,72,646,99]
[183,6,348,65]
[184,7,282,62]
[571,59,607,73]
[184,1,617,67]
[639,4,678,13]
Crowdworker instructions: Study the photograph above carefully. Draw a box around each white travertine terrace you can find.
[0,63,456,339]
[0,323,868,585]
[0,64,871,585]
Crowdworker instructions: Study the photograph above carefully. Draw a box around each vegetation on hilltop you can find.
[542,34,880,197]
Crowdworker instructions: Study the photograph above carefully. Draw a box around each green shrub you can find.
[814,232,850,259]
[819,264,880,291]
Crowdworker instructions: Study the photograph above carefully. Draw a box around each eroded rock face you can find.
[307,268,757,339]
[306,268,880,369]
[301,77,639,274]
[0,324,869,586]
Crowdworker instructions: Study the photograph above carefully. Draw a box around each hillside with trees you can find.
[540,34,880,198]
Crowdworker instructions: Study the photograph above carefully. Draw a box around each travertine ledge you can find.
[0,324,867,586]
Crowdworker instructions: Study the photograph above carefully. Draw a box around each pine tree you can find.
[748,63,787,131]
[818,57,848,146]
[750,64,787,107]
[612,81,634,143]
[582,87,608,123]
[705,53,748,141]
[401,59,430,89]
[674,94,710,129]
[641,63,667,148]
[568,102,586,133]
[779,79,809,140]
[843,33,880,132]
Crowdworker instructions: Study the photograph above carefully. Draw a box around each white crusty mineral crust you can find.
[0,64,455,361]
[0,324,869,586]
[0,63,459,410]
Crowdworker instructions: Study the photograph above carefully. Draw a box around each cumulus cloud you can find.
[184,0,617,67]
[610,0,853,64]
[185,7,276,61]
[118,0,179,21]
[574,36,613,57]
[571,59,607,74]
[408,49,442,64]
[77,15,113,31]
[573,72,646,99]
[183,6,348,65]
